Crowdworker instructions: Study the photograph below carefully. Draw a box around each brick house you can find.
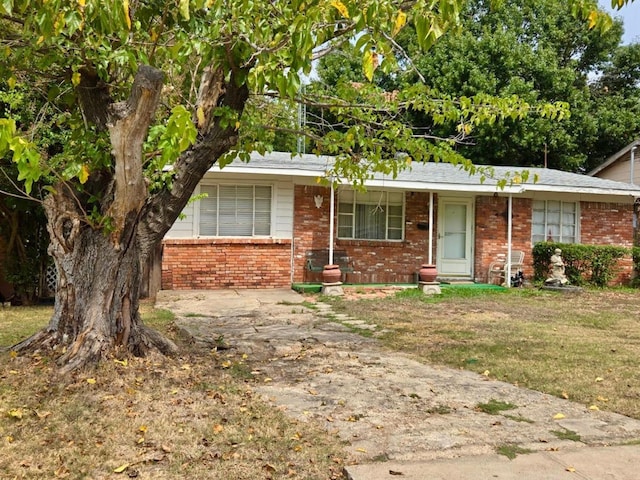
[160,152,640,290]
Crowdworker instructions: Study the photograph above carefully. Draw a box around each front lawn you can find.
[326,287,640,419]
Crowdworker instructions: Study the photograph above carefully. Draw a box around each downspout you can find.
[428,192,434,265]
[506,194,513,289]
[329,180,335,265]
[631,146,637,185]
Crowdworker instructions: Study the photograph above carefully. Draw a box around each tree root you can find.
[7,325,178,373]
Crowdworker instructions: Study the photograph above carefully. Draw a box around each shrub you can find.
[533,242,628,287]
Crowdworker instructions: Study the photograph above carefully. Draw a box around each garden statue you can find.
[545,248,569,286]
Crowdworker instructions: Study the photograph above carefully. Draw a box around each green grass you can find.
[551,429,582,442]
[496,444,533,460]
[475,399,517,415]
[0,306,51,348]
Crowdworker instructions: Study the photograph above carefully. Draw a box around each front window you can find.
[199,185,272,236]
[337,190,404,240]
[532,200,578,243]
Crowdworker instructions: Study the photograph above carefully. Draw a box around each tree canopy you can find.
[312,0,640,172]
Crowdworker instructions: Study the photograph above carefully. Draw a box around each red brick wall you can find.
[292,187,433,283]
[580,202,634,246]
[474,196,533,283]
[579,201,634,284]
[161,238,292,289]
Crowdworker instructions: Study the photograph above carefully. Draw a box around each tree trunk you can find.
[10,64,249,372]
[12,189,177,373]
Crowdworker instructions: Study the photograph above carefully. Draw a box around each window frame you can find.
[337,188,405,241]
[197,183,274,238]
[531,199,579,244]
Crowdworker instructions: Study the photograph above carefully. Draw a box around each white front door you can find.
[437,198,473,277]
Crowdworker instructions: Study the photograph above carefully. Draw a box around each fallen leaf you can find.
[263,464,277,473]
[8,408,23,419]
[213,424,224,434]
[6,435,14,443]
[86,378,96,385]
[36,410,51,420]
[9,350,17,359]
[389,470,404,476]
[566,466,576,472]
[553,413,566,420]
[138,425,148,434]
[113,464,129,473]
[482,370,490,376]
[264,377,272,383]
[221,361,231,369]
[561,392,569,399]
[596,396,609,402]
[589,405,600,411]
[113,358,128,367]
[355,448,367,453]
[595,377,604,383]
[308,389,318,395]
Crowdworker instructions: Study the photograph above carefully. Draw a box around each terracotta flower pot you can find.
[418,264,438,283]
[322,264,342,284]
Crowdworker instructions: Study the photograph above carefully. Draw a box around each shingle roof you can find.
[212,151,640,197]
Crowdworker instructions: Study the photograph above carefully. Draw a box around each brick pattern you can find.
[292,187,433,284]
[580,201,635,285]
[474,196,533,283]
[161,238,291,289]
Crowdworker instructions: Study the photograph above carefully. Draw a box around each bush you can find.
[533,242,628,287]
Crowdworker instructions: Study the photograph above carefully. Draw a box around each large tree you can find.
[0,0,615,371]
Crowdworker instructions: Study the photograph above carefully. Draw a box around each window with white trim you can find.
[532,200,578,243]
[337,190,404,240]
[199,185,272,236]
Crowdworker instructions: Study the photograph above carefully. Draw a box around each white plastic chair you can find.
[488,251,525,285]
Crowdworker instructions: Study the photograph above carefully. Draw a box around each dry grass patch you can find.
[0,304,345,479]
[326,287,640,419]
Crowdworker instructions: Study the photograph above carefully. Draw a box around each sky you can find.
[599,0,640,44]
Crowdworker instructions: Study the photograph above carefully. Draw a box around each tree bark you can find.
[12,187,177,373]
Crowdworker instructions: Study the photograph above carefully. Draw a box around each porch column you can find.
[428,191,434,265]
[329,180,335,265]
[506,194,513,288]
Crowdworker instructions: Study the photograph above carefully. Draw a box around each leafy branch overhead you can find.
[1,0,599,200]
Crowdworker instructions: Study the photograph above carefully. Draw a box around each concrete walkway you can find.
[156,289,640,480]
